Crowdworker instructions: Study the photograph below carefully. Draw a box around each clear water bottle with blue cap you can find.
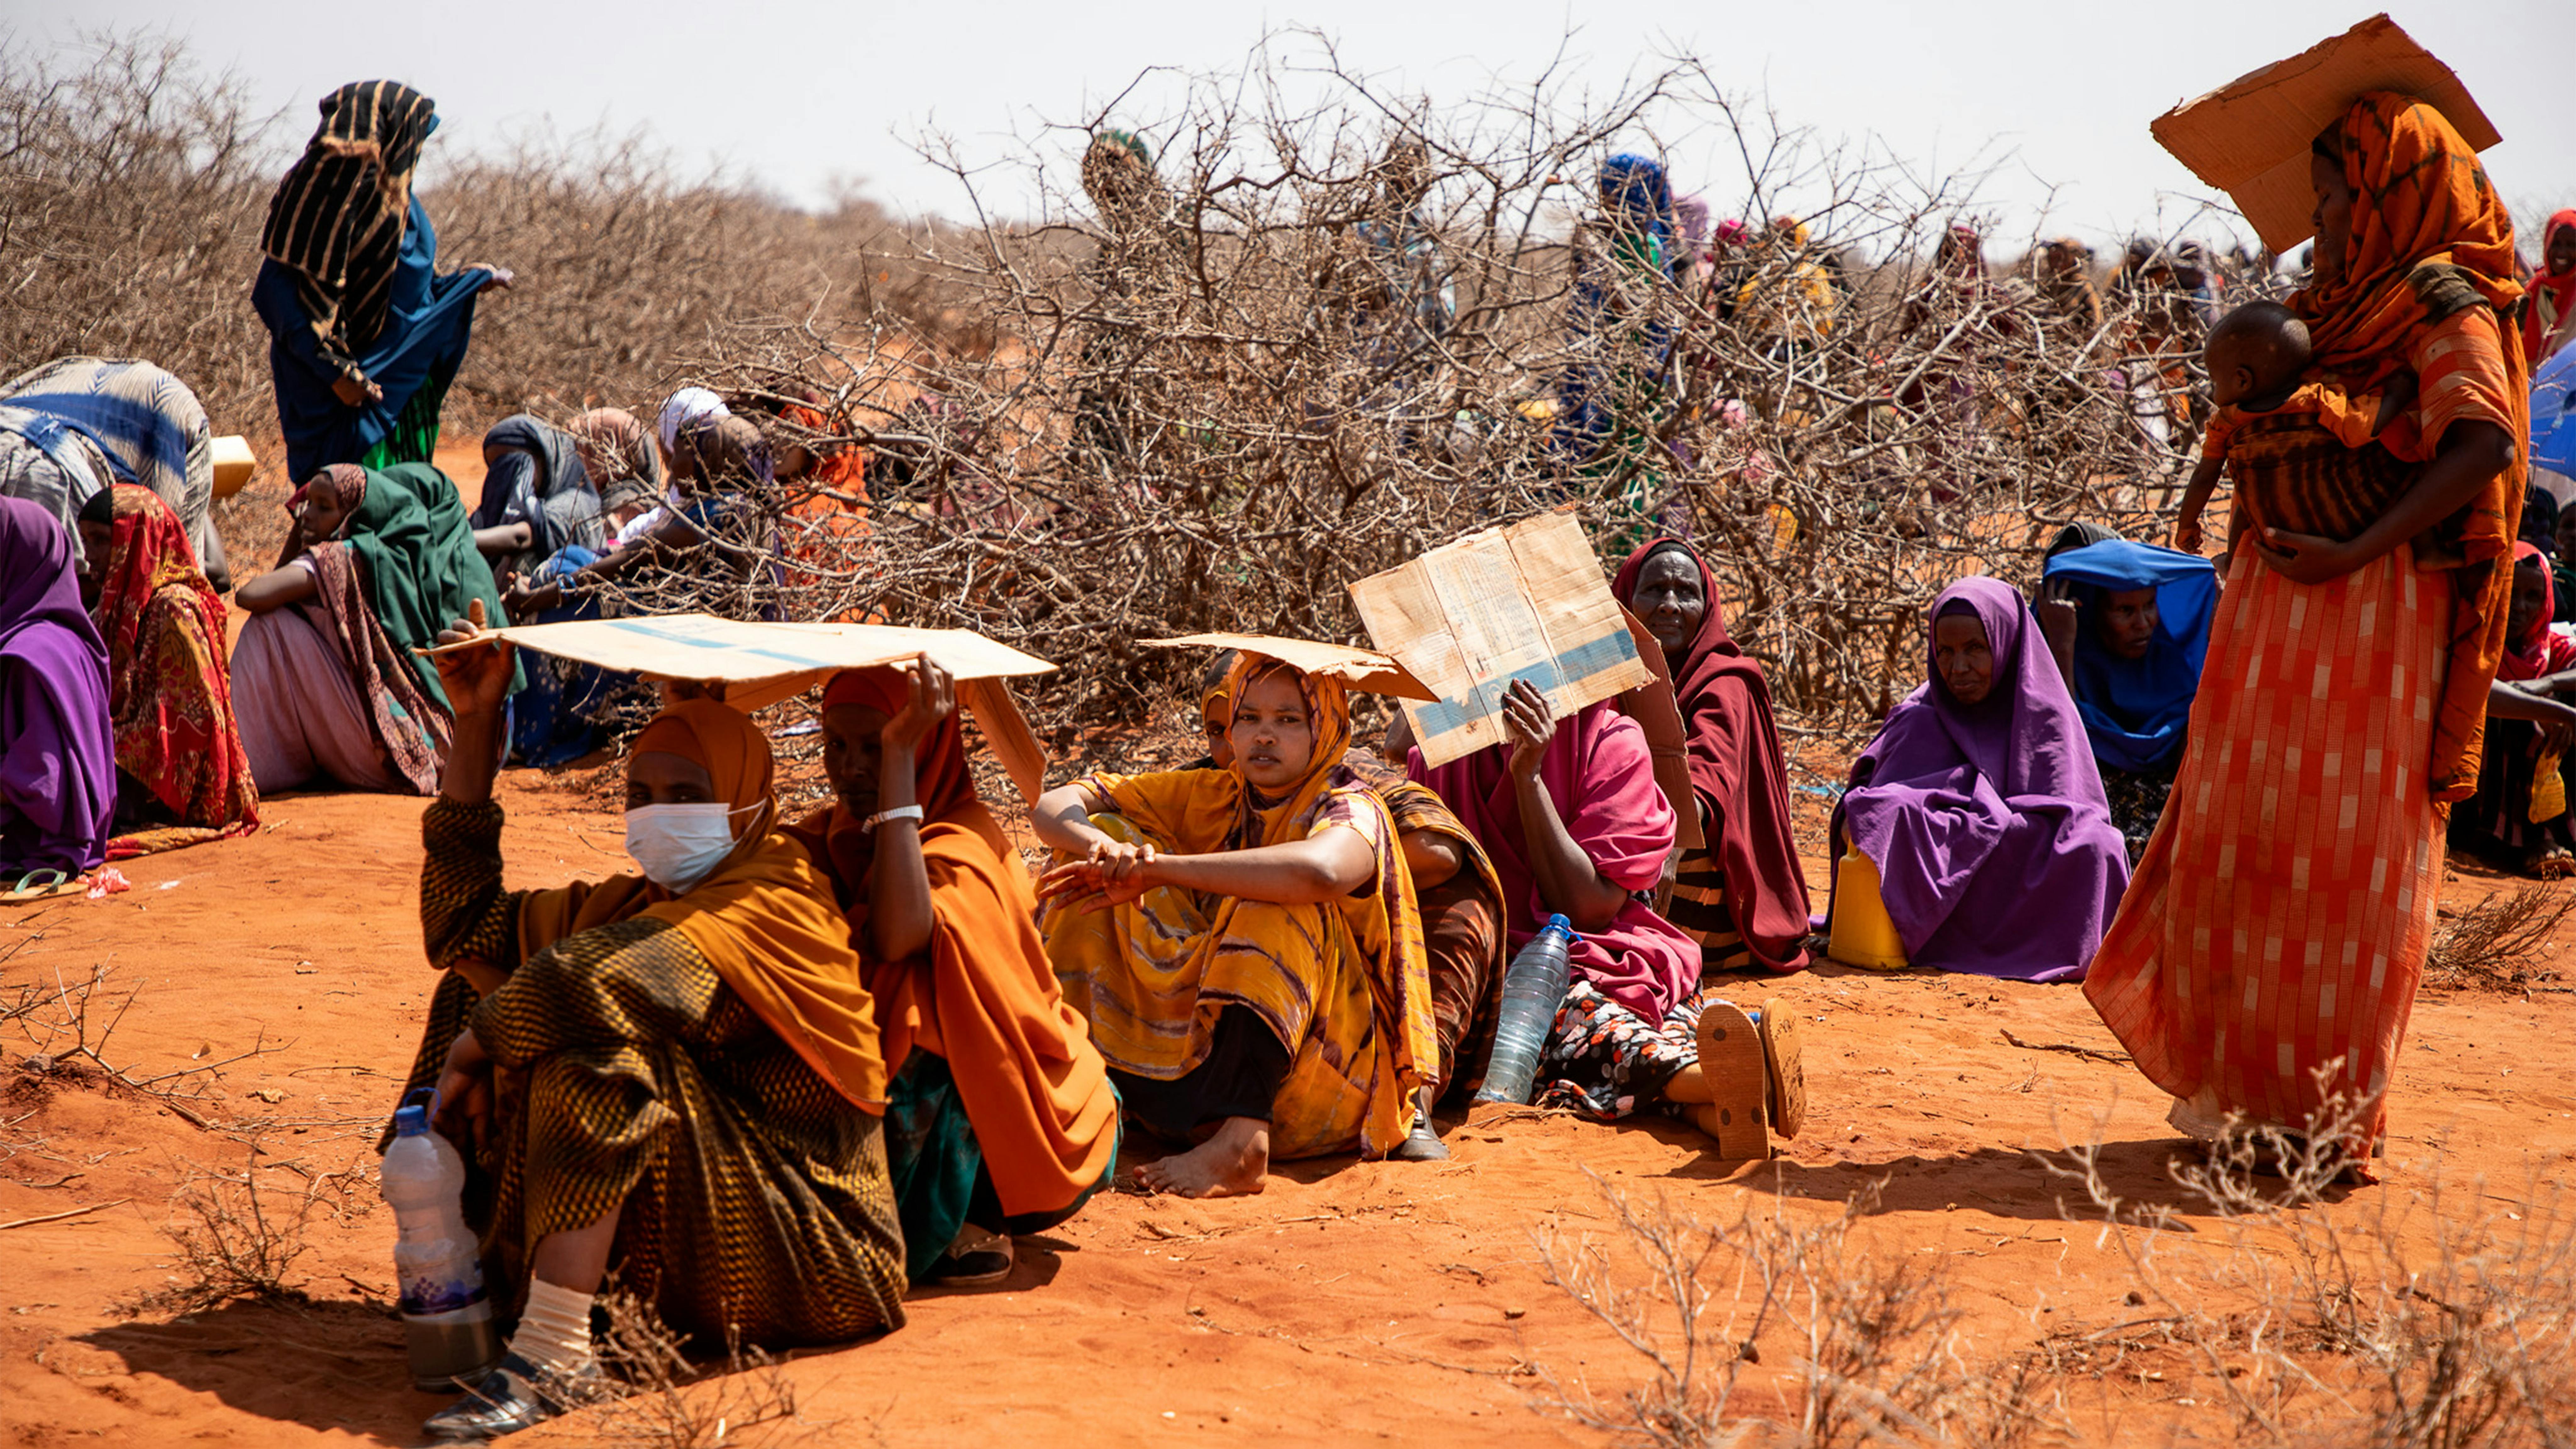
[382,1087,500,1390]
[1476,914,1579,1106]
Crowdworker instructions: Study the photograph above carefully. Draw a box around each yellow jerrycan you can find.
[1827,845,1909,972]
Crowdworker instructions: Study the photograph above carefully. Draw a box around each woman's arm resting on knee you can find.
[233,564,317,613]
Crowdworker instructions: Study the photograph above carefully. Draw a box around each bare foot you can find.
[1135,1116,1269,1197]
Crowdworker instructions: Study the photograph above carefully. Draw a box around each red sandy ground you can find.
[5,448,2575,1447]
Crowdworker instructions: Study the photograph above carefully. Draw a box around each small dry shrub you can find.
[571,1285,840,1449]
[2051,1090,2576,1449]
[2424,885,2575,992]
[122,1137,360,1315]
[1531,1172,2056,1448]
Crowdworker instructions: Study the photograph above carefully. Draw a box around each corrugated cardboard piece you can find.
[1144,633,1436,700]
[418,614,1056,802]
[1347,510,1654,768]
[2150,14,2500,253]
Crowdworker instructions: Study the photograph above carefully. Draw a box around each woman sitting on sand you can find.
[399,627,905,1440]
[2034,535,2217,863]
[1404,681,1802,1151]
[230,463,514,795]
[0,496,113,884]
[1611,537,1812,976]
[1190,654,1504,1144]
[1,356,232,589]
[786,660,1119,1284]
[1034,651,1436,1197]
[73,486,258,841]
[2448,544,2576,876]
[467,414,605,591]
[1830,577,2129,981]
[502,408,774,623]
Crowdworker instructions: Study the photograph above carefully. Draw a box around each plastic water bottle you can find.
[382,1088,501,1391]
[1476,914,1579,1106]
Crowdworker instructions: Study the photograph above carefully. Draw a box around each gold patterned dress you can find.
[399,797,907,1347]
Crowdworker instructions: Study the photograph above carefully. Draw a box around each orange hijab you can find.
[2290,92,2530,804]
[786,668,1117,1216]
[518,699,887,1110]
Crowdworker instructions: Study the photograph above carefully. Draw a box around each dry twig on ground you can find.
[2425,885,2576,991]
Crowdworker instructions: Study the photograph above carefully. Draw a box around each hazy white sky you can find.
[28,0,2576,254]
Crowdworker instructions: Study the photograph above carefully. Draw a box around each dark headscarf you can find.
[2523,486,2560,549]
[1610,537,1812,972]
[258,81,440,372]
[474,414,602,557]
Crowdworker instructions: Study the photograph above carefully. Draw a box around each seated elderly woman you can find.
[397,628,905,1440]
[1831,577,2129,981]
[73,486,258,841]
[0,497,113,885]
[786,660,1119,1284]
[2034,536,2217,862]
[231,463,514,795]
[1611,537,1813,976]
[1405,681,1804,1153]
[1034,652,1435,1199]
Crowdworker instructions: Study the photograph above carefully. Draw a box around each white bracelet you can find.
[860,804,925,834]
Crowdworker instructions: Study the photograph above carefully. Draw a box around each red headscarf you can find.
[2525,210,2576,367]
[92,485,258,832]
[2501,542,2576,683]
[1611,537,1812,972]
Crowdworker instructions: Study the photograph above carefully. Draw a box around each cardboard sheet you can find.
[418,614,1053,713]
[2150,14,2500,253]
[1143,633,1436,700]
[1346,510,1654,768]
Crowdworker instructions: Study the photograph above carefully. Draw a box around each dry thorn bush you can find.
[7,960,283,1128]
[2424,886,2576,992]
[2046,1092,2576,1448]
[564,1285,845,1449]
[120,1133,367,1316]
[1530,1171,2059,1447]
[662,32,2254,742]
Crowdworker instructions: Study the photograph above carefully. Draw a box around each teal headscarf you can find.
[342,462,521,707]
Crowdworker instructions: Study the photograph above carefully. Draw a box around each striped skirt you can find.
[2084,546,2449,1149]
[1664,845,1757,978]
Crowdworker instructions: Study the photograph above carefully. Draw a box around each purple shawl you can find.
[1410,702,1698,1021]
[0,497,114,874]
[1831,576,2128,982]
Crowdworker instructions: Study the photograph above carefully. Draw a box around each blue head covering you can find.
[2040,540,2217,773]
[1597,154,1675,272]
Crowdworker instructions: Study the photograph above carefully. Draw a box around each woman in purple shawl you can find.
[0,496,115,880]
[1829,576,2129,982]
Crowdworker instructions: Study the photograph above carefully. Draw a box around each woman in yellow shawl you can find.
[400,621,904,1441]
[1035,652,1436,1198]
[787,658,1119,1286]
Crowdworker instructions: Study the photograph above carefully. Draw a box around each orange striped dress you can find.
[2085,303,2518,1151]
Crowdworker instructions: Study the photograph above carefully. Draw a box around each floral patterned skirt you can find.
[1535,979,1716,1121]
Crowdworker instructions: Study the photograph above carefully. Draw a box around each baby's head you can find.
[2205,300,2310,408]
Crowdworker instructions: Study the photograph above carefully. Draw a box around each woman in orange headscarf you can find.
[1034,652,1436,1198]
[75,484,258,845]
[786,658,1118,1286]
[2088,92,2528,1170]
[398,626,904,1442]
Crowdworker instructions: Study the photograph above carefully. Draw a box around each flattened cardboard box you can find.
[1348,510,1653,768]
[2150,13,2499,254]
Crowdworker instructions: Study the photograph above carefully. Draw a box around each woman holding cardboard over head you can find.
[1034,650,1436,1198]
[787,659,1119,1283]
[2088,75,2530,1170]
[397,614,905,1440]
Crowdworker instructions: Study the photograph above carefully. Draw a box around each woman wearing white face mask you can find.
[396,616,905,1443]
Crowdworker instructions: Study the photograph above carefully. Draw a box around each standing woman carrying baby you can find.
[2086,92,2529,1171]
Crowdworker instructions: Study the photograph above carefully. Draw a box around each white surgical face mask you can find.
[624,802,746,893]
